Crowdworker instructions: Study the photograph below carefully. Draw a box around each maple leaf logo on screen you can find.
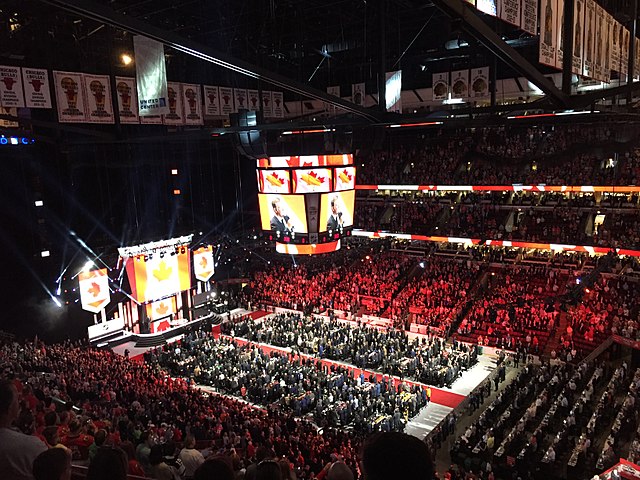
[156,302,169,315]
[301,170,325,187]
[286,157,300,167]
[199,256,208,268]
[88,282,101,297]
[153,261,173,281]
[338,169,353,183]
[266,173,284,187]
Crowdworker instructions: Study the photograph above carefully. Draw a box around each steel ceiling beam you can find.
[40,0,383,123]
[430,0,571,109]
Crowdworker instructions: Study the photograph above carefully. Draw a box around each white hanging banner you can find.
[620,27,630,78]
[593,4,604,81]
[262,90,273,117]
[351,83,365,106]
[163,82,185,125]
[247,89,260,111]
[272,91,284,118]
[571,0,585,75]
[0,65,25,108]
[451,70,469,99]
[603,13,612,82]
[476,0,497,16]
[499,0,521,27]
[582,0,596,78]
[193,245,215,282]
[22,67,52,109]
[385,70,402,112]
[521,0,538,35]
[79,269,110,314]
[219,87,234,115]
[133,35,169,116]
[182,83,203,125]
[83,74,115,124]
[203,85,221,116]
[432,72,449,101]
[114,76,139,123]
[555,0,565,71]
[53,71,87,123]
[234,88,248,111]
[539,0,557,68]
[470,67,489,98]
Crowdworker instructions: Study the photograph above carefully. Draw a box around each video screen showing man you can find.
[270,196,294,234]
[327,195,344,232]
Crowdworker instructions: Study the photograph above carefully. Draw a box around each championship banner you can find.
[114,76,139,123]
[203,85,221,116]
[21,68,51,109]
[432,72,448,101]
[272,91,284,118]
[451,70,469,99]
[621,27,630,77]
[130,249,191,303]
[83,74,115,124]
[539,0,557,68]
[133,35,169,116]
[499,0,521,27]
[219,87,234,115]
[0,65,25,108]
[146,296,176,321]
[612,21,620,72]
[582,0,596,78]
[603,13,612,82]
[234,88,248,112]
[593,4,604,81]
[247,89,260,111]
[521,0,538,35]
[163,82,185,125]
[352,82,365,106]
[182,83,203,125]
[325,86,340,112]
[572,0,585,75]
[262,90,273,117]
[476,0,497,16]
[555,0,565,70]
[635,38,640,81]
[193,245,215,282]
[79,268,110,313]
[53,71,88,123]
[470,67,489,98]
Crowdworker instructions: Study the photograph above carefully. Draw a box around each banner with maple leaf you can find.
[334,166,357,191]
[292,168,332,193]
[146,296,176,321]
[257,169,291,194]
[78,268,110,313]
[193,245,215,282]
[131,248,191,303]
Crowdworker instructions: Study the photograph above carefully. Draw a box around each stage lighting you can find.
[52,297,62,308]
[120,53,133,66]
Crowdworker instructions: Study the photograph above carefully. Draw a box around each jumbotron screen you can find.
[256,154,356,249]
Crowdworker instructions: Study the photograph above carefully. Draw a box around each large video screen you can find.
[258,193,308,234]
[319,190,355,232]
[125,249,191,304]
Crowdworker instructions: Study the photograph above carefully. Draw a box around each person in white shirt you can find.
[0,379,47,480]
[178,435,205,479]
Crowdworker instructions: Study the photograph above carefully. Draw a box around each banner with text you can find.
[133,35,168,116]
[54,71,88,123]
[22,67,51,109]
[0,65,25,107]
[115,76,139,123]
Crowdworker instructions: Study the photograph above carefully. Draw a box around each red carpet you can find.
[220,335,465,409]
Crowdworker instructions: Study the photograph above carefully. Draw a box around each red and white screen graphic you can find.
[126,249,191,303]
[146,296,176,321]
[193,245,215,282]
[257,169,291,194]
[262,154,353,168]
[334,166,356,191]
[79,268,110,313]
[292,168,333,193]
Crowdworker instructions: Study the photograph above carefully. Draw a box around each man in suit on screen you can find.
[327,195,344,232]
[270,197,293,234]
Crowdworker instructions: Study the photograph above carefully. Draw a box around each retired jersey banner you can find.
[0,65,25,108]
[539,0,558,68]
[247,89,260,111]
[451,70,469,99]
[603,13,612,82]
[83,74,115,124]
[432,72,448,101]
[193,245,215,282]
[555,0,565,70]
[500,0,521,27]
[133,35,169,117]
[234,88,248,112]
[521,0,538,35]
[594,4,604,81]
[352,83,365,106]
[22,67,51,109]
[146,296,176,321]
[115,76,139,123]
[182,83,203,125]
[203,85,221,116]
[129,249,191,303]
[272,91,284,118]
[470,67,489,98]
[621,27,630,77]
[582,0,596,78]
[572,0,585,75]
[54,71,88,123]
[219,87,234,115]
[164,82,185,125]
[79,269,110,313]
[262,90,273,117]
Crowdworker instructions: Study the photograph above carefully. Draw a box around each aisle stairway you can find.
[542,310,568,358]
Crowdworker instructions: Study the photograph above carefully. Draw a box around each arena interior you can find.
[1,1,640,480]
